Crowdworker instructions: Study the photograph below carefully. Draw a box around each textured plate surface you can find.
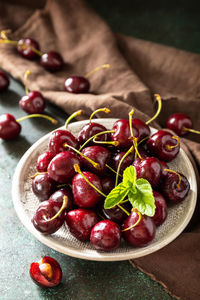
[12,118,197,261]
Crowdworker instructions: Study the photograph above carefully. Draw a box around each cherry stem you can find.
[183,127,200,135]
[1,29,11,40]
[146,94,162,125]
[24,70,31,95]
[117,204,130,216]
[164,169,182,189]
[89,107,111,123]
[105,164,122,177]
[129,109,135,138]
[39,262,53,279]
[30,172,48,179]
[47,196,68,222]
[64,110,84,128]
[92,136,119,146]
[132,137,142,160]
[166,136,180,150]
[122,208,142,232]
[138,136,149,145]
[64,144,100,170]
[115,145,135,187]
[57,183,72,189]
[17,114,58,125]
[79,130,115,151]
[74,164,106,197]
[85,64,110,78]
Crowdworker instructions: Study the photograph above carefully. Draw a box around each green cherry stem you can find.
[92,136,119,146]
[183,127,200,134]
[166,136,180,150]
[117,204,130,216]
[64,110,84,129]
[105,164,122,177]
[30,172,48,179]
[17,114,58,125]
[89,107,111,123]
[129,109,135,138]
[146,94,162,125]
[164,169,182,189]
[121,208,142,231]
[128,109,142,160]
[85,64,110,79]
[46,196,68,222]
[79,130,115,151]
[24,70,31,95]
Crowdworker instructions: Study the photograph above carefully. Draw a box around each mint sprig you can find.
[104,165,155,217]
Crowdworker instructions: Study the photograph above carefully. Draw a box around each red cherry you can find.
[0,70,9,91]
[36,151,55,172]
[48,129,79,155]
[111,151,135,175]
[64,76,90,93]
[40,51,64,72]
[132,118,150,141]
[32,173,56,201]
[101,176,115,194]
[166,113,193,136]
[30,256,62,288]
[19,91,46,114]
[152,191,168,226]
[49,188,73,211]
[17,38,40,60]
[0,113,21,140]
[78,122,109,146]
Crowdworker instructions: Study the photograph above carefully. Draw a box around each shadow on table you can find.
[2,136,32,159]
[0,90,21,107]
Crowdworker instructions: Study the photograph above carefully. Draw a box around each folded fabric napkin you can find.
[0,1,200,299]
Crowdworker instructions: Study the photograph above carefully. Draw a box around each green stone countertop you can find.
[1,1,199,299]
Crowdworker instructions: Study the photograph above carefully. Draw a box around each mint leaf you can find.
[128,178,155,216]
[123,165,137,191]
[104,182,129,209]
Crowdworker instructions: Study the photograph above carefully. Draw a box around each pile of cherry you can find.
[30,106,191,254]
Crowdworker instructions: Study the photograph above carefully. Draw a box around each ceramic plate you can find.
[12,118,197,261]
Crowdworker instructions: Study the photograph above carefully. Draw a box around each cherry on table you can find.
[30,256,62,288]
[0,113,21,140]
[0,70,9,91]
[40,51,64,72]
[32,173,56,201]
[166,113,200,136]
[152,191,168,226]
[17,37,40,60]
[36,151,55,172]
[19,90,46,114]
[65,76,90,94]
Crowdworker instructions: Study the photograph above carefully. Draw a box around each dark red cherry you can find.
[161,172,190,204]
[111,119,139,149]
[32,199,66,234]
[146,130,180,162]
[32,173,56,201]
[90,220,121,251]
[66,209,99,241]
[19,91,46,114]
[78,122,109,146]
[101,176,115,194]
[0,70,9,91]
[40,51,64,72]
[48,151,81,183]
[30,256,62,288]
[64,76,90,94]
[132,118,150,141]
[138,146,149,159]
[111,151,135,175]
[81,146,110,175]
[48,129,78,155]
[17,38,40,60]
[122,211,156,247]
[159,160,169,180]
[101,204,129,224]
[134,157,162,188]
[36,151,55,172]
[152,191,167,226]
[166,113,193,136]
[0,113,21,140]
[49,188,73,211]
[72,171,102,208]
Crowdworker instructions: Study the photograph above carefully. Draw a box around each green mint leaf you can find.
[128,178,155,216]
[122,165,137,192]
[104,182,129,209]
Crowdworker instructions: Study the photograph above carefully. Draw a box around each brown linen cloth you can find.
[0,1,200,299]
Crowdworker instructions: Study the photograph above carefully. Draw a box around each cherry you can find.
[0,113,21,140]
[17,38,40,60]
[159,160,169,180]
[40,51,64,72]
[30,256,62,288]
[133,157,162,188]
[19,91,46,114]
[161,172,190,204]
[111,151,135,175]
[0,70,9,91]
[101,204,129,224]
[49,129,79,155]
[32,173,56,201]
[49,188,73,211]
[72,171,102,208]
[152,191,168,226]
[48,151,81,183]
[78,122,110,146]
[122,210,156,247]
[36,151,55,172]
[132,118,150,141]
[65,76,90,94]
[146,130,180,162]
[66,209,99,241]
[166,113,200,136]
[101,176,115,194]
[90,220,121,251]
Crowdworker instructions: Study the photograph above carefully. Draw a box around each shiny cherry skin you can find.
[90,220,121,251]
[134,157,162,188]
[132,118,150,141]
[78,122,109,145]
[0,70,9,91]
[161,173,190,204]
[111,151,135,175]
[111,119,139,149]
[101,176,115,194]
[0,113,21,140]
[32,199,66,234]
[30,256,62,288]
[36,151,55,172]
[152,191,168,226]
[138,146,149,159]
[122,211,156,247]
[166,113,193,136]
[66,209,99,241]
[48,151,81,183]
[48,129,78,155]
[17,38,40,60]
[19,91,46,114]
[72,171,102,208]
[40,51,64,72]
[81,146,110,176]
[64,76,90,94]
[49,188,73,211]
[101,204,129,224]
[159,160,169,180]
[32,173,56,201]
[146,130,180,162]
